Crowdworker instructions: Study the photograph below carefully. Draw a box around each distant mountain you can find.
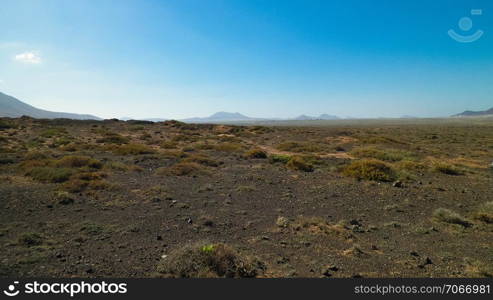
[318,114,339,120]
[180,112,341,123]
[294,114,339,120]
[453,107,493,117]
[181,112,254,123]
[120,117,169,122]
[0,91,100,120]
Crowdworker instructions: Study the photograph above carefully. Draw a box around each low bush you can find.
[96,132,129,144]
[276,141,322,153]
[473,202,493,224]
[342,159,395,182]
[286,156,314,172]
[18,232,43,246]
[40,128,67,138]
[269,154,291,164]
[55,155,103,169]
[432,162,463,175]
[160,141,178,149]
[243,148,267,159]
[110,143,156,155]
[214,142,243,152]
[432,208,472,227]
[350,147,416,162]
[157,162,206,176]
[26,167,74,183]
[181,154,219,167]
[157,243,261,278]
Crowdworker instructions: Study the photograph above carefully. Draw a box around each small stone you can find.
[392,181,403,188]
[276,216,289,228]
[322,265,339,276]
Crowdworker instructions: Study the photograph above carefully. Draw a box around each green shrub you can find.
[286,156,314,172]
[96,132,129,144]
[276,141,322,153]
[350,147,416,162]
[396,160,427,172]
[269,154,291,164]
[432,208,472,227]
[160,141,178,149]
[357,136,404,144]
[0,120,15,130]
[40,128,66,138]
[26,167,74,183]
[55,155,102,169]
[23,151,49,161]
[111,143,155,155]
[214,142,243,152]
[342,159,395,182]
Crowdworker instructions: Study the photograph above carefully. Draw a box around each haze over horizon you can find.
[0,0,492,120]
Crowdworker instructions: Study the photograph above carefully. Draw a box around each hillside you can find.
[0,92,100,120]
[453,107,493,117]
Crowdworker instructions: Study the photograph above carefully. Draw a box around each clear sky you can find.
[0,0,492,119]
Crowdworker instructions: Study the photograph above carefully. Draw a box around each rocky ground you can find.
[0,117,492,278]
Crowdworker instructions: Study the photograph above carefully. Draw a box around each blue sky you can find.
[0,0,492,119]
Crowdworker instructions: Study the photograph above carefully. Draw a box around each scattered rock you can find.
[322,264,340,277]
[276,216,289,228]
[418,257,433,268]
[55,191,74,205]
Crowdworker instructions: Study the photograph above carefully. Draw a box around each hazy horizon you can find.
[1,0,492,119]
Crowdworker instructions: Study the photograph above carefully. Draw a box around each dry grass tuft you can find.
[157,243,261,278]
[432,208,472,227]
[286,156,314,172]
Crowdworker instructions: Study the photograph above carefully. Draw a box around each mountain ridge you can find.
[453,107,493,117]
[0,91,101,120]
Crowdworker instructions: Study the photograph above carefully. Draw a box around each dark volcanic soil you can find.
[0,117,492,277]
